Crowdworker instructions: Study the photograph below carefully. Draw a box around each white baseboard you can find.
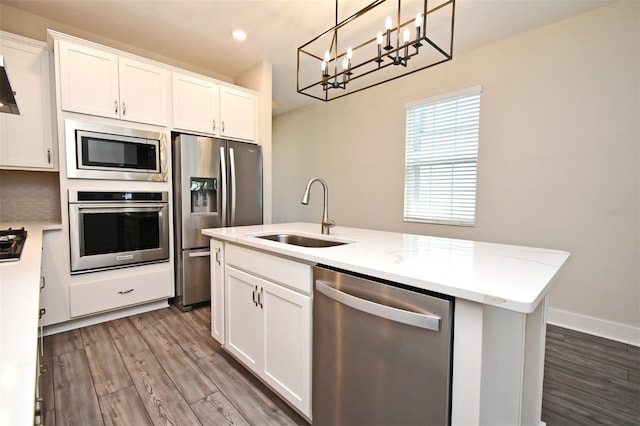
[547,308,640,347]
[41,300,169,336]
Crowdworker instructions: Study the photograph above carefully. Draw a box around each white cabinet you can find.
[69,268,173,318]
[223,244,311,418]
[40,229,70,326]
[210,239,225,344]
[219,86,257,142]
[0,32,55,170]
[172,72,257,142]
[172,72,220,136]
[58,40,168,126]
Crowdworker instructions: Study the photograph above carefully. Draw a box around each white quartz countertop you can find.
[0,222,61,426]
[202,222,570,313]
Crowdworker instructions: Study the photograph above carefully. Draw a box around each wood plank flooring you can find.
[40,305,307,426]
[40,306,639,425]
[542,325,640,425]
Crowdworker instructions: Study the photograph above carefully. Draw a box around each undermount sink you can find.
[254,233,350,248]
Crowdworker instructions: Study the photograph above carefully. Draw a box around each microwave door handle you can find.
[229,147,236,227]
[220,146,228,227]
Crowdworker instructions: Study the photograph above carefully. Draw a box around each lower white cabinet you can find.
[223,244,312,418]
[39,229,70,326]
[69,268,172,318]
[210,239,225,344]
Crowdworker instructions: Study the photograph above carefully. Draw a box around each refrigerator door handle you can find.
[188,251,211,258]
[220,146,228,226]
[229,147,237,226]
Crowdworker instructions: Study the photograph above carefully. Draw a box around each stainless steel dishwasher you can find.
[312,265,454,426]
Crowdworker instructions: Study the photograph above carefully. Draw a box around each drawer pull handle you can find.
[118,289,134,294]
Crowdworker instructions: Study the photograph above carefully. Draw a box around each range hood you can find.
[0,55,19,115]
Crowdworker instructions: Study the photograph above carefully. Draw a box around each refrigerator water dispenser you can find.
[190,177,217,214]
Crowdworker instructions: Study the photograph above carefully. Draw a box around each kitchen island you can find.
[203,222,570,425]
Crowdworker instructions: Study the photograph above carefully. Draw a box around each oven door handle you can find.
[74,203,167,210]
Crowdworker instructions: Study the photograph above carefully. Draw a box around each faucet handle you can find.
[322,219,336,234]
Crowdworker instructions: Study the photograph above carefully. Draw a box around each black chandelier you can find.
[297,0,455,102]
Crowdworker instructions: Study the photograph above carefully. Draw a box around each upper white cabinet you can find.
[58,40,168,126]
[0,32,55,170]
[172,72,257,142]
[219,86,257,142]
[172,72,220,136]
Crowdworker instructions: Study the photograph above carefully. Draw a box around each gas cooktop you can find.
[0,227,28,262]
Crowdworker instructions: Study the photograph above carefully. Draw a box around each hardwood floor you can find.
[40,306,639,425]
[40,305,307,426]
[542,325,640,425]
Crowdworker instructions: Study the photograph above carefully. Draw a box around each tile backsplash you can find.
[0,170,61,223]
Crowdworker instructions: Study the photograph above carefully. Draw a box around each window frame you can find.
[403,85,482,227]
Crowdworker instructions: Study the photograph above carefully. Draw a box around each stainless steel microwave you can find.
[65,119,168,181]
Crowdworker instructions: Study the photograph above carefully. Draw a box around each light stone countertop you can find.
[0,222,62,426]
[202,222,571,313]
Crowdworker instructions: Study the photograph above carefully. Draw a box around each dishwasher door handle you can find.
[315,280,441,331]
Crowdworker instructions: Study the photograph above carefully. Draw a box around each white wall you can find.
[273,1,640,336]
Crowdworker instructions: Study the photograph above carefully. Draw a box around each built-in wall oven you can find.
[68,190,170,274]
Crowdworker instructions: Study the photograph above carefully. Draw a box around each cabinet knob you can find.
[212,119,216,132]
[222,121,225,133]
[114,100,119,114]
[117,288,134,294]
[122,102,126,115]
[46,149,51,164]
[39,308,46,319]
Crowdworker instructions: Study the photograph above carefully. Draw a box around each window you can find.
[404,86,481,226]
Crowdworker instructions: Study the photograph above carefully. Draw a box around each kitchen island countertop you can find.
[202,222,570,313]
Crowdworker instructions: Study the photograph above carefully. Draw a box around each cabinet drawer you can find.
[225,244,311,294]
[69,269,172,317]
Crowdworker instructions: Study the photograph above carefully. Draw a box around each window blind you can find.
[404,87,481,226]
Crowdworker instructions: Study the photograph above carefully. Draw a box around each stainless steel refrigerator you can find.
[172,133,262,310]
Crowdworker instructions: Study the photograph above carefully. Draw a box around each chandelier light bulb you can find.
[385,16,392,30]
[415,13,422,28]
[342,58,349,70]
[347,47,353,60]
[376,31,383,45]
[324,50,331,62]
[404,28,411,43]
[322,60,327,71]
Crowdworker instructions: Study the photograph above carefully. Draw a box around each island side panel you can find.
[478,299,548,426]
[521,297,547,425]
[451,299,483,425]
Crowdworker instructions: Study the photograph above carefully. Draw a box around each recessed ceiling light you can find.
[232,29,247,41]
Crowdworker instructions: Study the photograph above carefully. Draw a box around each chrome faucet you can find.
[301,178,335,235]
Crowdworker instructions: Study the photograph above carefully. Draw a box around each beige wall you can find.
[273,1,640,330]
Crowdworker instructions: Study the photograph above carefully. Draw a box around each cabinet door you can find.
[119,57,168,126]
[0,36,54,170]
[58,40,120,118]
[40,229,70,326]
[210,239,225,344]
[172,72,219,135]
[261,280,311,417]
[219,86,257,142]
[225,266,261,371]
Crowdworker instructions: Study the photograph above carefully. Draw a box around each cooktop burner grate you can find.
[0,227,28,262]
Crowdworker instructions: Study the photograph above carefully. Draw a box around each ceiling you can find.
[1,0,612,115]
